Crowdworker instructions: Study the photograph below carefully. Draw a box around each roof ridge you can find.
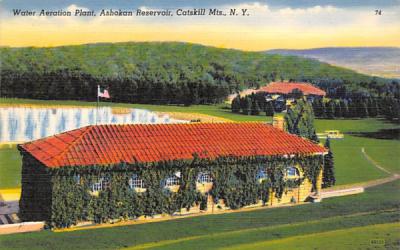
[51,125,94,165]
[93,121,268,126]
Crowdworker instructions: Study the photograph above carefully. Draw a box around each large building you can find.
[18,123,327,228]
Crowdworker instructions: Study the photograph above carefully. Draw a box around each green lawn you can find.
[315,118,399,134]
[139,219,400,250]
[315,119,400,184]
[363,139,400,174]
[323,136,391,185]
[0,145,21,189]
[0,180,398,250]
[225,223,399,250]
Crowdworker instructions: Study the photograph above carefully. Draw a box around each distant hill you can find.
[266,47,400,79]
[0,42,396,105]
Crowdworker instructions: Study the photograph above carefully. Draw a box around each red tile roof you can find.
[19,123,327,168]
[257,82,326,96]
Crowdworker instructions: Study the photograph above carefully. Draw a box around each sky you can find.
[1,0,399,50]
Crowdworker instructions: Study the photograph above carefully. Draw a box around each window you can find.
[197,172,213,184]
[73,174,81,184]
[91,177,110,192]
[129,174,145,189]
[164,172,180,187]
[257,169,268,180]
[165,176,180,187]
[286,167,299,177]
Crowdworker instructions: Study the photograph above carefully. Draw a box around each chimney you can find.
[272,115,285,131]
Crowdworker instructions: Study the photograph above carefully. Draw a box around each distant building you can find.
[257,82,326,111]
[257,82,326,97]
[18,123,327,227]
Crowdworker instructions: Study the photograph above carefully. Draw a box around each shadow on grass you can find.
[348,128,400,140]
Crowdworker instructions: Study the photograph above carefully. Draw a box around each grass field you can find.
[327,136,390,185]
[225,223,399,250]
[0,180,398,249]
[315,119,400,184]
[0,145,21,188]
[315,118,400,134]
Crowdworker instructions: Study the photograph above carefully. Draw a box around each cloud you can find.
[218,2,400,29]
[137,6,157,12]
[227,2,270,13]
[278,5,338,15]
[66,4,89,12]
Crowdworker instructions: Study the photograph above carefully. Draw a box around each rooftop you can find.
[257,82,326,96]
[19,123,327,168]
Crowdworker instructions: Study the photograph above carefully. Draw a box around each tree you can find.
[372,98,380,117]
[341,100,350,118]
[181,82,192,106]
[325,100,335,119]
[242,96,251,115]
[312,98,325,118]
[391,99,400,123]
[265,101,274,116]
[251,100,261,115]
[284,98,318,141]
[348,100,358,118]
[254,93,266,111]
[231,95,241,113]
[322,138,336,188]
[334,101,342,118]
[359,100,369,118]
[367,98,377,117]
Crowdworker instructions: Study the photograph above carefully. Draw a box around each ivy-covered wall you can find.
[19,152,324,228]
[19,154,53,223]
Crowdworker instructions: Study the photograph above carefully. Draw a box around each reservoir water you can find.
[0,107,184,142]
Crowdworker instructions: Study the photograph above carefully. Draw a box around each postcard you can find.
[0,1,399,249]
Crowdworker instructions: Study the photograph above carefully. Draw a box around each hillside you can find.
[0,42,394,105]
[266,47,400,79]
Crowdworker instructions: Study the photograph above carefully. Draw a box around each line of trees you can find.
[312,97,400,122]
[232,91,399,123]
[315,78,400,100]
[0,69,230,106]
[231,94,274,116]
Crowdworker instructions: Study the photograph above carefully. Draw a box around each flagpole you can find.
[96,85,99,125]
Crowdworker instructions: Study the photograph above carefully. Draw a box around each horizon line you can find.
[1,41,400,51]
